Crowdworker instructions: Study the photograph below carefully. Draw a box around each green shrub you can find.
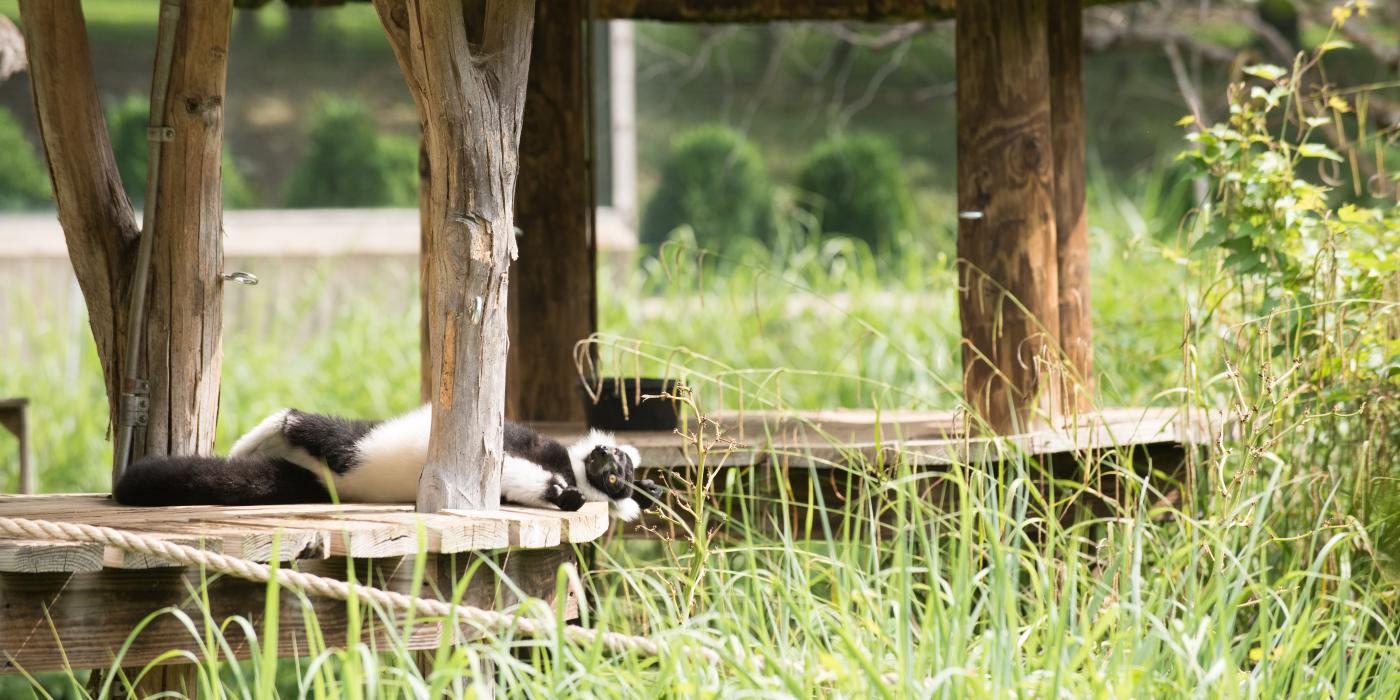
[0,108,52,210]
[640,124,773,250]
[796,133,913,253]
[107,94,258,209]
[284,97,417,208]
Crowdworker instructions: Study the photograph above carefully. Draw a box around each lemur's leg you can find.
[229,409,296,459]
[502,456,585,511]
[280,410,380,474]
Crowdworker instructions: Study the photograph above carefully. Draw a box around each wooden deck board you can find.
[536,406,1223,468]
[0,498,611,572]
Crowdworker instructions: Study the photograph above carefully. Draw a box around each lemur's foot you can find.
[546,483,586,512]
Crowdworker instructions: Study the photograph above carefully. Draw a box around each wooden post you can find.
[20,0,230,463]
[954,0,1061,434]
[373,0,537,512]
[1049,0,1093,408]
[19,0,141,445]
[508,0,595,423]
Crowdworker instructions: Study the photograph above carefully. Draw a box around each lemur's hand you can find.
[632,479,666,511]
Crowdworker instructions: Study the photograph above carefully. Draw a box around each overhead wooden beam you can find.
[1049,0,1093,408]
[955,0,1061,434]
[372,0,537,512]
[593,0,955,21]
[20,0,231,466]
[508,0,595,423]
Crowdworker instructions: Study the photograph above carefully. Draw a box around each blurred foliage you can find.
[0,107,51,210]
[796,133,913,254]
[640,124,774,250]
[106,94,258,209]
[1179,1,1399,579]
[283,96,418,208]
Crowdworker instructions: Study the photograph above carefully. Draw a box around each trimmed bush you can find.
[0,108,52,210]
[284,97,417,208]
[107,94,257,209]
[641,125,773,250]
[796,133,913,252]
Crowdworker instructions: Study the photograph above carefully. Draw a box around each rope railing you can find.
[0,515,932,690]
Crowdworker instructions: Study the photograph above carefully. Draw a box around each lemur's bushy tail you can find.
[113,455,330,506]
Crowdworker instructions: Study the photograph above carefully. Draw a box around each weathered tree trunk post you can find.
[372,0,536,512]
[1049,0,1093,410]
[20,0,230,465]
[24,0,230,695]
[508,0,596,423]
[955,0,1062,434]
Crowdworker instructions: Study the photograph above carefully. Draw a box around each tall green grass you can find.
[2,168,1396,697]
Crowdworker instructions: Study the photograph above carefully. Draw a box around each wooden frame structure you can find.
[1,0,1130,691]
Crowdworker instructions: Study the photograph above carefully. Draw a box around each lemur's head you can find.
[571,430,642,500]
[584,444,637,499]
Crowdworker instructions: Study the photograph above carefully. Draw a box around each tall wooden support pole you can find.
[20,0,230,465]
[1049,0,1093,408]
[955,0,1061,434]
[508,0,596,423]
[374,0,536,512]
[140,0,232,460]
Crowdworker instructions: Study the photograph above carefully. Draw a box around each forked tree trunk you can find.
[373,0,536,512]
[20,0,231,469]
[955,0,1062,434]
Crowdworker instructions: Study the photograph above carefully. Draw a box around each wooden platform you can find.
[0,498,610,674]
[0,496,610,573]
[537,406,1222,469]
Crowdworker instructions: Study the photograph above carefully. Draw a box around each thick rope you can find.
[0,516,933,689]
[0,516,700,664]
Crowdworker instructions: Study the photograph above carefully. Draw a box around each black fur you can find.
[284,409,380,473]
[114,455,330,506]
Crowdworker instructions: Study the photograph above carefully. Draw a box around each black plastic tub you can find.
[577,377,679,432]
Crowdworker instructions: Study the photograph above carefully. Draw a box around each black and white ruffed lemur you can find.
[113,405,664,521]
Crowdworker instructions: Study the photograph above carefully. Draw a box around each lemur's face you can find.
[584,444,635,500]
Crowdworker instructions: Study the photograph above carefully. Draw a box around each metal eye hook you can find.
[221,271,259,286]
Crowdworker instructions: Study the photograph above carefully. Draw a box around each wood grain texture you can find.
[0,548,577,674]
[136,0,232,461]
[0,497,611,571]
[955,0,1062,434]
[0,540,104,573]
[508,0,595,423]
[20,0,231,476]
[371,0,537,512]
[1049,0,1094,408]
[18,0,140,442]
[593,0,956,21]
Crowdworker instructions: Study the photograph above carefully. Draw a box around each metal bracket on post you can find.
[118,379,150,429]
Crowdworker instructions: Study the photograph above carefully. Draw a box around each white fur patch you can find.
[612,497,642,522]
[500,456,559,509]
[229,408,326,476]
[327,404,431,503]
